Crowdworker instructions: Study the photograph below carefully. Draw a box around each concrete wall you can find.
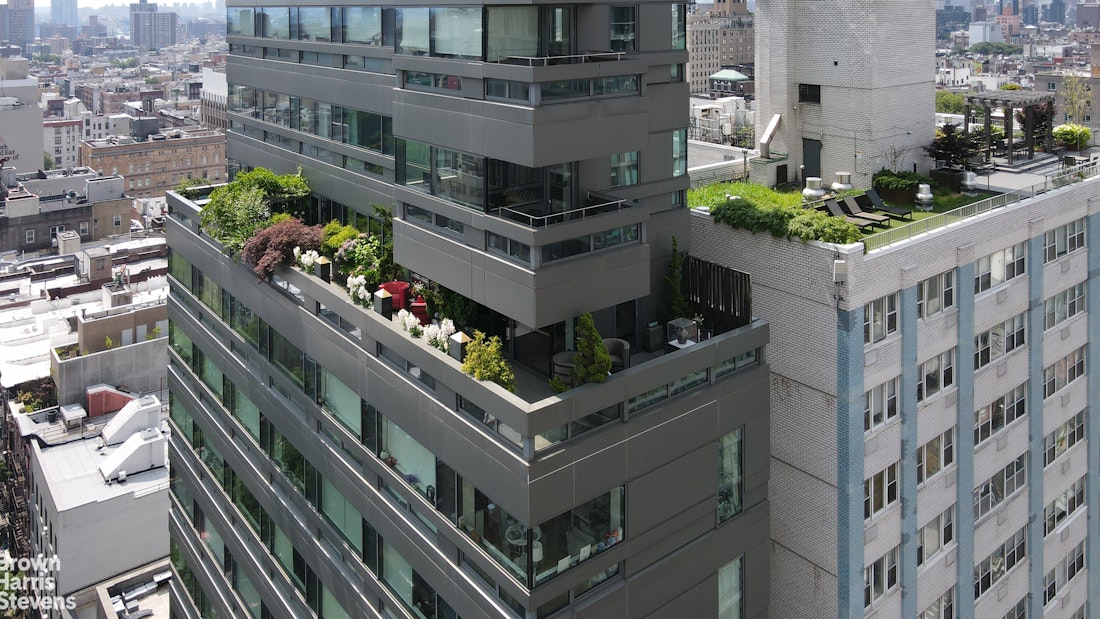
[754,0,935,188]
[77,302,167,353]
[53,338,167,408]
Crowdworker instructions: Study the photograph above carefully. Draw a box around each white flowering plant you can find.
[348,274,371,305]
[396,309,423,337]
[294,246,320,271]
[425,318,455,353]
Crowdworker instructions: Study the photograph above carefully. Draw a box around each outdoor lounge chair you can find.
[821,199,879,231]
[840,196,891,225]
[861,189,913,220]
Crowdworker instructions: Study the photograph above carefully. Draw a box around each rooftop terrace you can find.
[690,148,1100,253]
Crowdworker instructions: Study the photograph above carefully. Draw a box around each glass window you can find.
[673,129,687,177]
[344,7,382,45]
[395,8,429,55]
[380,417,437,504]
[718,429,742,522]
[863,293,898,344]
[260,7,290,39]
[864,377,898,432]
[534,487,625,587]
[398,138,432,194]
[297,7,330,41]
[321,479,364,553]
[381,540,457,618]
[227,7,255,36]
[609,6,636,52]
[486,7,538,62]
[672,4,686,50]
[435,147,485,209]
[270,330,305,387]
[717,556,743,619]
[917,270,954,319]
[321,369,361,439]
[431,7,483,59]
[231,388,261,441]
[610,151,639,187]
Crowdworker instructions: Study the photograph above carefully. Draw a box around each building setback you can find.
[167,2,772,618]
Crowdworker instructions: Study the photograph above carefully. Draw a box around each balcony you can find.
[487,51,626,67]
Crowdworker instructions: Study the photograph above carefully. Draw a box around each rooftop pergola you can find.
[963,91,1056,165]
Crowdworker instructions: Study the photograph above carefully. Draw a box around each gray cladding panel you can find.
[627,443,716,535]
[229,56,396,114]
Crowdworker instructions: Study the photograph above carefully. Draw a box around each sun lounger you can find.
[861,189,913,220]
[820,199,878,231]
[840,196,891,225]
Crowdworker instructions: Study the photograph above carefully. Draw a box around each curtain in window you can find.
[486,7,537,61]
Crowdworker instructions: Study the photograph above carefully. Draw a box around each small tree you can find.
[1063,73,1089,126]
[241,217,323,280]
[659,237,692,324]
[461,331,515,392]
[571,313,612,387]
[925,122,980,169]
[42,152,54,170]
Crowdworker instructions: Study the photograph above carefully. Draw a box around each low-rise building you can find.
[0,169,132,252]
[80,128,225,198]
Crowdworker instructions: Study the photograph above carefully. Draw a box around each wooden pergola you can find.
[963,91,1056,165]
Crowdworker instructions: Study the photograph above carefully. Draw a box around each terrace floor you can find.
[380,306,661,404]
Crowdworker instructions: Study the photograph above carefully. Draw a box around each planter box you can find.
[930,168,965,193]
[873,186,916,205]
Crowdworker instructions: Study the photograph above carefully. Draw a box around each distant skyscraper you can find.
[5,0,33,49]
[50,0,75,26]
[1048,0,1067,23]
[130,0,176,49]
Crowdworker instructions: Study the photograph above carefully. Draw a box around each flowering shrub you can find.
[425,318,455,353]
[397,309,423,338]
[336,234,383,282]
[294,247,320,271]
[241,217,322,280]
[347,274,371,305]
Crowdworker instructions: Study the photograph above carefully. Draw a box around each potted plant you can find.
[871,169,931,205]
[462,330,516,392]
[571,313,611,386]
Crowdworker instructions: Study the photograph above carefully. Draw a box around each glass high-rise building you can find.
[167,3,771,619]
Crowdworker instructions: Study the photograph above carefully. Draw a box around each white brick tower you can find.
[753,0,935,188]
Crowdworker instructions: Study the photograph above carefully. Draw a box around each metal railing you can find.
[492,192,634,227]
[863,161,1100,253]
[490,51,625,66]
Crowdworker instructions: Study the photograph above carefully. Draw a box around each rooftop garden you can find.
[689,175,994,244]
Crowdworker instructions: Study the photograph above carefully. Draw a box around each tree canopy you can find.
[935,90,966,114]
[969,41,1022,56]
[926,123,981,169]
[199,168,311,254]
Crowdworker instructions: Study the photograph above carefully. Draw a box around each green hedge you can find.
[872,169,931,191]
[709,196,861,244]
